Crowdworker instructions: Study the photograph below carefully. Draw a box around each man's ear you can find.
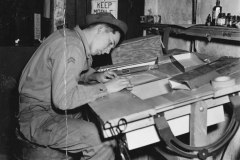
[97,25,105,34]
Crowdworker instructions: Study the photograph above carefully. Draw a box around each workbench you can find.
[88,50,240,159]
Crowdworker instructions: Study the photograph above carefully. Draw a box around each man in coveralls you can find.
[18,12,132,160]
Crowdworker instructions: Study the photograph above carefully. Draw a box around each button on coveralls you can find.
[18,26,116,160]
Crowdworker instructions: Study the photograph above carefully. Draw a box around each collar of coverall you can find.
[74,25,91,59]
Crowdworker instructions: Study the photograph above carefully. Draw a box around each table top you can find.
[88,54,240,129]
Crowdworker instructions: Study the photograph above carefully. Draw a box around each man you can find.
[18,12,132,160]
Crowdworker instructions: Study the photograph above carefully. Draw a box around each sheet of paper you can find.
[168,80,190,90]
[131,78,172,100]
[129,73,159,85]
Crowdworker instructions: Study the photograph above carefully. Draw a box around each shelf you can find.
[141,23,240,41]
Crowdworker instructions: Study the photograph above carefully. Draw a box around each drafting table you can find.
[88,55,240,155]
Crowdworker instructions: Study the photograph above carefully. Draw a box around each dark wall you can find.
[67,0,145,40]
[89,0,145,67]
[0,47,37,157]
[0,0,51,46]
[66,0,88,29]
[118,0,144,40]
[0,0,18,46]
[86,0,144,41]
[0,1,145,155]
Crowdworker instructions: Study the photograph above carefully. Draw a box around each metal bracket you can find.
[154,94,240,159]
[162,27,171,55]
[206,33,212,41]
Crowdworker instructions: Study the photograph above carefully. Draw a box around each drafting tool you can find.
[114,57,159,75]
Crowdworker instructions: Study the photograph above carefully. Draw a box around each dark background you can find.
[0,0,144,46]
[0,0,144,158]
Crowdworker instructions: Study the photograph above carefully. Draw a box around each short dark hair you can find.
[87,22,125,45]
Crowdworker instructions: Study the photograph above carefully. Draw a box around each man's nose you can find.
[106,50,111,54]
[104,47,111,54]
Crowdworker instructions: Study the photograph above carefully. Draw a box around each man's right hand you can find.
[104,76,133,93]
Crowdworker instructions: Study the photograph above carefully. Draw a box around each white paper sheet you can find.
[131,78,172,100]
[129,73,158,85]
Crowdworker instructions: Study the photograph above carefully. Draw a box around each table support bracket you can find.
[154,94,240,160]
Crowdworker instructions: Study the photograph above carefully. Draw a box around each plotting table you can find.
[88,53,240,159]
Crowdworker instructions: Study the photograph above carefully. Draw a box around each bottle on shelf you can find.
[212,0,222,26]
[232,15,237,27]
[236,16,240,29]
[217,13,225,26]
[228,15,233,27]
[237,16,240,23]
[206,14,212,26]
[225,13,230,26]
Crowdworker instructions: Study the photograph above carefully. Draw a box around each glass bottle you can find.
[212,0,222,26]
[217,13,226,26]
[206,14,212,26]
[227,15,233,27]
[221,13,226,26]
[237,16,240,23]
[232,16,237,24]
[232,15,238,27]
[216,13,222,26]
[226,13,231,26]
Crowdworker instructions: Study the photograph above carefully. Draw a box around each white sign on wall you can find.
[91,0,118,18]
[34,13,41,40]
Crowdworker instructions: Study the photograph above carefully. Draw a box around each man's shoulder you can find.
[58,28,83,45]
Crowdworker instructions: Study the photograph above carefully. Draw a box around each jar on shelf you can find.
[236,16,240,29]
[217,13,225,26]
[206,14,212,26]
[226,13,232,27]
[228,16,233,27]
[237,16,240,22]
[232,15,237,26]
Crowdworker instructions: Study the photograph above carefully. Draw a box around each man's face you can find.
[90,26,120,55]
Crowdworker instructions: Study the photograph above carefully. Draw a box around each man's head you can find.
[84,12,127,55]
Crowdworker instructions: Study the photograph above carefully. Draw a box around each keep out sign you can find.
[91,0,118,18]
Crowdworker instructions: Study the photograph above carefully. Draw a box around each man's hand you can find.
[104,76,133,93]
[95,70,117,83]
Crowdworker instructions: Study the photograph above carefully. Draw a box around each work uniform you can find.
[18,26,116,160]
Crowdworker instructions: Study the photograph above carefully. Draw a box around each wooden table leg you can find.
[190,101,213,160]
